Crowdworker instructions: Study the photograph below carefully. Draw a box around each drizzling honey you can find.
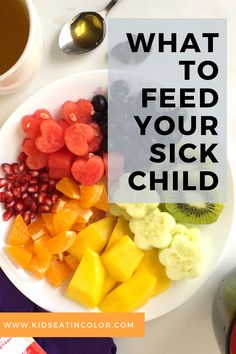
[70,13,104,51]
[0,0,29,75]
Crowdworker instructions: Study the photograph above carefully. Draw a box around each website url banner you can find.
[0,313,144,337]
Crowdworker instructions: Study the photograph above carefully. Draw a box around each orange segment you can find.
[80,185,103,208]
[26,256,48,280]
[65,254,79,271]
[53,209,78,234]
[46,231,76,254]
[28,217,48,241]
[45,258,72,287]
[65,199,93,224]
[72,222,87,232]
[95,185,108,211]
[56,177,80,199]
[51,196,68,213]
[6,245,32,268]
[7,215,30,246]
[42,213,55,235]
[88,208,106,224]
[34,237,51,268]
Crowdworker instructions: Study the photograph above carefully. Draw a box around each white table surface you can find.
[1,0,236,353]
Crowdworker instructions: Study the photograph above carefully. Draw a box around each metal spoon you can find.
[59,0,121,55]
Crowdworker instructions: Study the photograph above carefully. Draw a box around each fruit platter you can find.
[0,70,234,320]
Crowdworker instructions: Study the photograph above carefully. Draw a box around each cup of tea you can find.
[0,0,43,94]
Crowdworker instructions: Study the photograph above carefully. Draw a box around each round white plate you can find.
[0,70,234,321]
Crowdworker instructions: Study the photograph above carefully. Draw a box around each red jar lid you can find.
[230,320,236,354]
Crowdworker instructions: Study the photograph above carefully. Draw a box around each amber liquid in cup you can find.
[0,0,30,75]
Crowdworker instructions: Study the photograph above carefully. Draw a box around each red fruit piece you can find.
[89,123,103,153]
[48,148,74,179]
[36,120,65,153]
[103,153,108,177]
[71,155,104,185]
[22,138,48,170]
[64,123,94,157]
[62,101,79,125]
[21,115,41,140]
[76,99,94,124]
[57,119,69,131]
[34,108,52,120]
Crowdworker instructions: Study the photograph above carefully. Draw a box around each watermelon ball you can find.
[91,95,107,113]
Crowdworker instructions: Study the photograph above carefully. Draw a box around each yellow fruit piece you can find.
[80,185,103,208]
[136,249,172,296]
[42,213,55,235]
[7,215,30,246]
[56,177,80,199]
[66,248,105,308]
[95,185,109,211]
[28,217,48,241]
[6,245,32,268]
[99,270,156,312]
[102,236,144,282]
[53,209,78,235]
[105,216,134,251]
[34,237,51,269]
[68,217,116,261]
[46,231,76,254]
[45,258,72,287]
[100,274,117,300]
[64,254,79,271]
[26,256,48,280]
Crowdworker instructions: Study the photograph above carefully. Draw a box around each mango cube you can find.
[102,235,144,282]
[99,270,156,312]
[105,216,134,251]
[100,274,117,300]
[68,217,116,261]
[66,248,105,308]
[136,249,171,296]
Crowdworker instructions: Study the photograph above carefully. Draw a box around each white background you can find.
[0,1,236,353]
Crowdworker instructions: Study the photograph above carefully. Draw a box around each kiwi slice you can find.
[165,203,224,224]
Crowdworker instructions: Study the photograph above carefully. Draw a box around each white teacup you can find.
[0,0,43,95]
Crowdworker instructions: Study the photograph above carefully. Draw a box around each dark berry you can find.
[92,112,105,124]
[91,95,107,113]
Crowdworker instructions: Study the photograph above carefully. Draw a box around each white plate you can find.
[0,70,234,321]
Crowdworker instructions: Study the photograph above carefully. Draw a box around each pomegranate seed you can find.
[18,163,27,173]
[23,211,31,224]
[18,152,27,162]
[0,178,7,188]
[29,170,39,177]
[6,174,17,181]
[1,163,13,175]
[48,179,56,187]
[32,193,39,200]
[24,197,34,208]
[0,192,6,202]
[5,183,13,192]
[5,191,13,200]
[40,184,48,192]
[21,183,29,192]
[21,174,31,183]
[30,201,37,212]
[29,178,38,185]
[52,193,59,203]
[15,200,24,211]
[28,185,39,193]
[3,210,14,221]
[30,212,37,220]
[5,200,15,210]
[22,192,28,199]
[44,198,52,207]
[39,204,51,213]
[13,187,21,197]
[38,192,47,204]
[11,163,19,174]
